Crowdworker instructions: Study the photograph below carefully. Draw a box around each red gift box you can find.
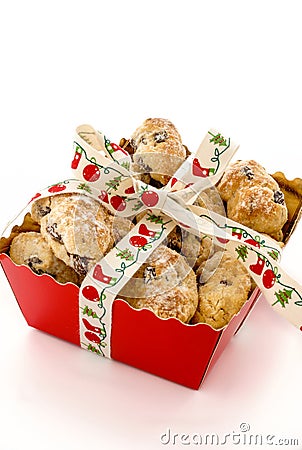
[0,253,260,389]
[0,164,301,389]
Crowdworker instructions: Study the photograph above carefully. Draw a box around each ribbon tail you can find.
[161,196,302,330]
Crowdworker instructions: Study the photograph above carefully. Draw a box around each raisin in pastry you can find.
[10,232,81,285]
[191,251,252,329]
[120,245,198,323]
[33,193,133,276]
[130,118,187,186]
[217,160,288,240]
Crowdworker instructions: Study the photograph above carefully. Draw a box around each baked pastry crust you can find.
[217,159,279,201]
[227,186,288,239]
[192,252,252,329]
[167,187,225,268]
[10,231,81,285]
[217,160,288,240]
[130,118,187,185]
[33,193,133,276]
[120,245,198,323]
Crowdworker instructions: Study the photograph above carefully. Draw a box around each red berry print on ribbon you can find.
[141,191,159,207]
[192,158,210,177]
[98,190,109,203]
[83,164,100,182]
[84,331,101,344]
[249,254,277,289]
[48,183,67,193]
[93,265,116,285]
[262,269,276,289]
[82,285,99,302]
[129,235,148,248]
[110,195,126,211]
[300,326,302,332]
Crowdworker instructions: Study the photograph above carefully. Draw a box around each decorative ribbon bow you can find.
[1,127,294,357]
[53,125,301,358]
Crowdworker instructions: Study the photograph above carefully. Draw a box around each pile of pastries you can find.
[7,118,288,329]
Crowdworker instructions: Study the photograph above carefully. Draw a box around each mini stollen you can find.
[68,127,301,357]
[2,127,302,361]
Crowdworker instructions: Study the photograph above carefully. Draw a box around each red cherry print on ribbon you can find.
[48,184,67,193]
[300,326,302,332]
[141,191,159,207]
[125,186,135,194]
[138,223,157,238]
[82,318,101,334]
[98,190,109,203]
[129,235,148,248]
[84,331,101,344]
[192,158,210,177]
[110,195,126,211]
[29,193,41,203]
[82,285,99,302]
[262,269,276,289]
[249,255,265,276]
[83,164,100,182]
[93,265,113,284]
[71,150,82,169]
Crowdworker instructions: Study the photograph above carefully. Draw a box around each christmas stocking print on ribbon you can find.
[66,127,302,358]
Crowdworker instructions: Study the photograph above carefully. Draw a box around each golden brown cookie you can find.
[180,232,213,269]
[191,251,252,329]
[181,186,226,268]
[33,193,133,276]
[0,212,40,254]
[120,245,198,323]
[217,160,279,201]
[130,118,187,185]
[9,232,81,285]
[227,186,288,240]
[217,160,288,240]
[31,197,51,222]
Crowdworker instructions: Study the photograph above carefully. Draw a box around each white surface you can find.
[1,1,302,449]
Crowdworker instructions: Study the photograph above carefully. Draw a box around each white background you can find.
[0,1,302,449]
